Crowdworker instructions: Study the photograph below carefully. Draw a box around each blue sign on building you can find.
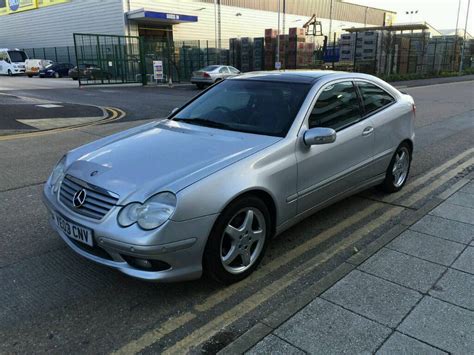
[8,0,20,12]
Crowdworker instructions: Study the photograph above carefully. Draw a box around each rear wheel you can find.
[203,196,271,284]
[196,83,204,89]
[27,74,33,78]
[379,143,412,193]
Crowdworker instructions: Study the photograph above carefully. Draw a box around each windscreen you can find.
[173,79,311,137]
[8,51,28,62]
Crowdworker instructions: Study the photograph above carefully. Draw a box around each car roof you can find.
[230,70,339,84]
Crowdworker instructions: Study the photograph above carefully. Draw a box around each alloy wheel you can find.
[220,207,266,274]
[392,147,410,187]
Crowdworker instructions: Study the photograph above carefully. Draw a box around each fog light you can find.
[134,258,152,269]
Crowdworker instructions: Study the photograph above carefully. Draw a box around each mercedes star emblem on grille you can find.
[72,189,87,208]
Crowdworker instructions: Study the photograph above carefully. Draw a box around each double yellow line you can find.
[0,107,125,141]
[113,147,474,355]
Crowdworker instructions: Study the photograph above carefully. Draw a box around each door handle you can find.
[362,126,374,136]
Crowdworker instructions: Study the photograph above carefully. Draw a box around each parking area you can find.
[0,77,473,353]
[0,75,78,91]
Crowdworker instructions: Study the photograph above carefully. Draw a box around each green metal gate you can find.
[73,33,146,86]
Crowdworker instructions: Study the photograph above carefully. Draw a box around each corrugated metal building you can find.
[0,0,395,49]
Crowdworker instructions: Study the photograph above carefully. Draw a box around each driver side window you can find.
[309,81,362,131]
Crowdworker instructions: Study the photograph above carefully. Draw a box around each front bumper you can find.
[42,185,218,282]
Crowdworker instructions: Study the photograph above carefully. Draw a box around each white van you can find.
[25,59,53,77]
[0,48,28,75]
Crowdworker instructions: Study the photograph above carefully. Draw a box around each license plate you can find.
[55,213,94,246]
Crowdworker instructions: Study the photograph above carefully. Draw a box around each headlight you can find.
[50,156,66,191]
[118,192,177,230]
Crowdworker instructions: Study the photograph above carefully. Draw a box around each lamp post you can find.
[405,10,419,23]
[328,0,334,45]
[459,0,471,73]
[276,0,281,69]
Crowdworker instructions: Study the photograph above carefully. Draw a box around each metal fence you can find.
[72,33,144,85]
[22,46,76,65]
[23,33,473,85]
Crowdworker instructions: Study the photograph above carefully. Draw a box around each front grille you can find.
[59,175,119,220]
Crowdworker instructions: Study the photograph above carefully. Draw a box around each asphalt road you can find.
[0,79,473,354]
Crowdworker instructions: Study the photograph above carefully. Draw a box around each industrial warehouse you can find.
[0,0,472,84]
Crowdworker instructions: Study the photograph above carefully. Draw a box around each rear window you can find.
[201,65,220,71]
[357,81,395,114]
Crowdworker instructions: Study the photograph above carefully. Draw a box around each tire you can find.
[379,142,412,193]
[54,72,60,78]
[72,77,78,80]
[203,196,271,284]
[196,83,204,89]
[27,74,33,78]
[7,70,12,76]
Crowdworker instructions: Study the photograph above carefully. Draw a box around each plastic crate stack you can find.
[287,27,314,69]
[240,37,253,72]
[253,37,264,71]
[264,29,278,70]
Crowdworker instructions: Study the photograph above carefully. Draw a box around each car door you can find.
[296,80,376,214]
[355,80,399,176]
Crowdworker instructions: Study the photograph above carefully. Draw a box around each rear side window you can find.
[357,81,395,115]
[309,81,362,131]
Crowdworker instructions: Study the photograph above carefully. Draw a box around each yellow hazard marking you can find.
[0,107,125,141]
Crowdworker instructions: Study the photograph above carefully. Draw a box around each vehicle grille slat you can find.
[58,175,119,220]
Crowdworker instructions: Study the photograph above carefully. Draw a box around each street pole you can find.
[217,0,222,60]
[276,0,280,69]
[459,0,471,73]
[364,7,368,27]
[453,0,461,71]
[214,0,218,54]
[329,0,333,45]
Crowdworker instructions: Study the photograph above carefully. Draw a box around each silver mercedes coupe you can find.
[43,71,415,284]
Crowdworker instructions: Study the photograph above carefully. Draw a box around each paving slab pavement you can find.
[224,176,474,354]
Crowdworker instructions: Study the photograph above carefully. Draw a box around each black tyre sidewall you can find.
[203,196,271,284]
[380,143,412,193]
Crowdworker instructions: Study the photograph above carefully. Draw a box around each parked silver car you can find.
[191,65,240,89]
[43,71,415,284]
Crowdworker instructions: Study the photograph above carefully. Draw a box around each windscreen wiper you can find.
[173,118,231,130]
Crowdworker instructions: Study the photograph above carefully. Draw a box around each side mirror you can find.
[303,127,336,146]
[171,107,179,114]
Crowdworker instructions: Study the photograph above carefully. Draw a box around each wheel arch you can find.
[220,189,277,238]
[400,138,414,155]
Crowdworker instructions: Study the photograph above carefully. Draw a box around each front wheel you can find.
[54,72,60,78]
[203,196,271,284]
[7,70,12,76]
[379,143,412,193]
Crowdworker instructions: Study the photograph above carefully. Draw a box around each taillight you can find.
[203,72,210,78]
[412,103,416,117]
